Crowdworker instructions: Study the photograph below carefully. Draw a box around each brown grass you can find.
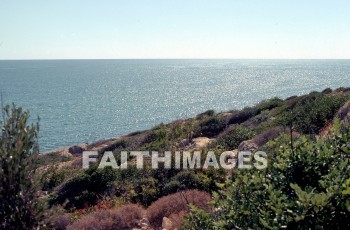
[66,204,144,230]
[53,214,72,230]
[146,189,211,228]
[252,126,287,146]
[335,101,350,120]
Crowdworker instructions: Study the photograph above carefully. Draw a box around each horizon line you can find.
[1,58,350,61]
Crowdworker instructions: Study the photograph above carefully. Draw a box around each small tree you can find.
[0,104,39,229]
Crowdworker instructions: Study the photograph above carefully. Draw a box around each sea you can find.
[0,59,349,152]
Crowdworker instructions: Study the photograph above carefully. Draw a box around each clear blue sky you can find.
[0,0,349,59]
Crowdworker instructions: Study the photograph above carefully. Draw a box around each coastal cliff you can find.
[28,87,350,229]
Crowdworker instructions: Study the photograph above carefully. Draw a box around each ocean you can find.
[0,59,349,152]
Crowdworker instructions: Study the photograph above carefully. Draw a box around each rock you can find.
[68,145,85,154]
[135,217,153,230]
[162,217,174,230]
[238,140,258,152]
[191,137,214,149]
[140,218,149,225]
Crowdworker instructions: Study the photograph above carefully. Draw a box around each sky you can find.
[0,0,350,59]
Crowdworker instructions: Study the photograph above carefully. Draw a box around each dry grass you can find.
[146,189,211,228]
[252,126,287,146]
[335,101,350,121]
[53,214,72,230]
[66,204,144,230]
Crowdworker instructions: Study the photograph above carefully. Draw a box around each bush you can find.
[184,122,350,229]
[228,107,259,125]
[196,116,226,137]
[163,171,205,194]
[40,167,67,192]
[32,151,71,168]
[49,166,117,209]
[53,214,72,230]
[251,126,286,146]
[278,92,348,134]
[0,104,39,229]
[255,97,284,111]
[66,204,144,230]
[322,88,333,94]
[196,109,215,118]
[335,100,350,131]
[110,140,128,151]
[181,205,214,230]
[216,125,255,149]
[163,180,183,195]
[142,124,172,151]
[147,190,211,228]
[113,166,165,207]
[130,177,159,207]
[144,124,168,144]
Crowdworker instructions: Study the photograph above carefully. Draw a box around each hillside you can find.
[4,86,350,229]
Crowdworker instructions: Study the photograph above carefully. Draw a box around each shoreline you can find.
[42,86,350,157]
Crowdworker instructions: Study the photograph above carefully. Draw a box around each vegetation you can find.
[65,204,144,230]
[163,171,206,195]
[2,87,350,229]
[277,91,347,134]
[0,104,39,229]
[216,125,255,149]
[146,190,211,228]
[195,115,227,137]
[183,121,350,229]
[49,165,117,209]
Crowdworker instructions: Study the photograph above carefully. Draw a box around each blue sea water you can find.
[0,59,349,152]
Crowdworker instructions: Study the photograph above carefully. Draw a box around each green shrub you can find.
[40,166,70,192]
[164,171,205,194]
[277,92,348,134]
[228,107,260,125]
[32,152,71,168]
[184,121,350,229]
[0,104,39,229]
[49,166,117,209]
[110,139,128,151]
[196,109,215,118]
[217,126,255,149]
[181,205,214,230]
[130,177,159,207]
[144,124,168,143]
[113,166,163,207]
[255,97,284,111]
[142,124,172,151]
[322,88,333,94]
[196,116,226,137]
[163,180,183,195]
